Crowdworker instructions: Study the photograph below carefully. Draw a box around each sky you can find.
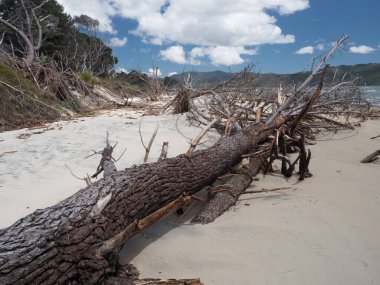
[56,0,380,76]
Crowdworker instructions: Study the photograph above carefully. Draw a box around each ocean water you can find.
[361,86,380,106]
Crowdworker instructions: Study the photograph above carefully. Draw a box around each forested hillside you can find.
[0,0,116,73]
[172,63,380,86]
[0,0,130,131]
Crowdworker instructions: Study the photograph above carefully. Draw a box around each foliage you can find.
[0,63,62,130]
[0,63,38,93]
[79,71,98,84]
[0,0,117,75]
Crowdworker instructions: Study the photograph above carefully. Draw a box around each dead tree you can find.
[0,35,372,284]
[0,0,47,65]
[0,120,283,284]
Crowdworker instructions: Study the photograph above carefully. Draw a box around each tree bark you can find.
[0,119,282,284]
[0,18,35,65]
[191,141,273,224]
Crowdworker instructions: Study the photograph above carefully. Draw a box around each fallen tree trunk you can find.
[0,117,283,284]
[191,141,273,224]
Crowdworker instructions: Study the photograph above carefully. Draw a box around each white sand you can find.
[120,120,380,285]
[1,112,379,284]
[0,109,219,228]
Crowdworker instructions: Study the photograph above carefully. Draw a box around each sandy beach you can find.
[0,111,379,284]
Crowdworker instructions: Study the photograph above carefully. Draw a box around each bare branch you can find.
[143,123,159,163]
[0,151,17,158]
[186,117,220,156]
[265,35,349,126]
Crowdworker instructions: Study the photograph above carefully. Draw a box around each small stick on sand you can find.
[360,150,380,163]
[0,151,17,158]
[240,186,293,195]
[370,134,380,140]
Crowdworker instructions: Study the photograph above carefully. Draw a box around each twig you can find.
[65,164,92,185]
[240,187,293,195]
[289,65,329,135]
[360,150,380,163]
[85,150,102,159]
[370,134,380,140]
[265,35,348,126]
[186,117,220,156]
[141,123,159,163]
[113,147,127,162]
[0,79,62,112]
[0,151,17,158]
[138,118,147,150]
[158,142,169,161]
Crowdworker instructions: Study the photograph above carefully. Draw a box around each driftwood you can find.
[139,122,159,163]
[0,118,283,284]
[158,142,169,162]
[0,35,369,284]
[191,139,274,224]
[360,150,380,163]
[0,151,17,158]
[134,279,202,285]
[240,187,293,194]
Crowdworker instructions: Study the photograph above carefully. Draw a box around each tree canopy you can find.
[0,0,117,74]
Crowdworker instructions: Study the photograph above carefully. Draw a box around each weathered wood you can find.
[191,140,273,224]
[0,151,17,158]
[143,123,159,163]
[186,117,221,156]
[134,279,203,285]
[0,119,281,284]
[240,187,292,194]
[360,150,380,163]
[299,134,312,180]
[289,65,328,136]
[158,142,169,161]
[97,195,192,257]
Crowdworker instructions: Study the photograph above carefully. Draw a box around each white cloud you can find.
[196,46,258,66]
[168,72,178,77]
[160,45,258,66]
[56,0,117,33]
[125,0,309,47]
[108,37,128,47]
[57,0,310,52]
[149,67,162,77]
[315,43,325,51]
[295,46,314,54]
[349,45,376,54]
[160,45,187,64]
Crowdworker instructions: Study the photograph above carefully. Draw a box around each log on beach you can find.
[0,119,282,284]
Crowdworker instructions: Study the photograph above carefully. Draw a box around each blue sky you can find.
[57,0,379,76]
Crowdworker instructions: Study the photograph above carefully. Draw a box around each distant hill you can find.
[170,63,380,86]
